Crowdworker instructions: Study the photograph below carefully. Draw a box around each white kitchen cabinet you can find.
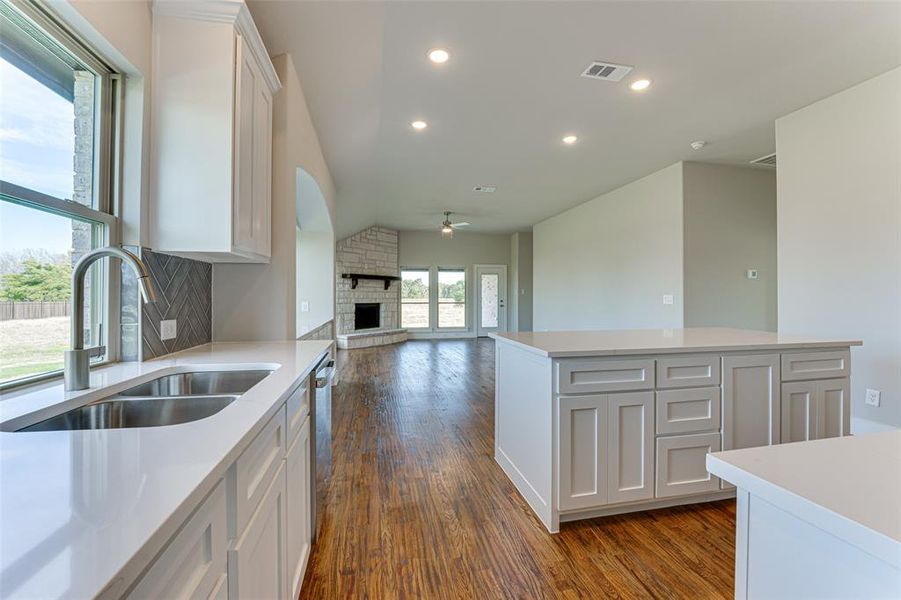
[655,433,721,498]
[151,0,280,263]
[781,378,850,442]
[607,392,654,504]
[558,394,608,510]
[722,354,780,451]
[286,416,312,600]
[228,463,288,600]
[655,386,720,435]
[127,481,228,599]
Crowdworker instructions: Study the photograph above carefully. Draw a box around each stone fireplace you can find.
[335,226,408,348]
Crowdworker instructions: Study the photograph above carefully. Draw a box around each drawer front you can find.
[556,358,655,394]
[128,481,227,600]
[656,387,721,435]
[286,382,310,446]
[655,433,721,499]
[656,355,720,389]
[781,350,850,381]
[235,405,286,535]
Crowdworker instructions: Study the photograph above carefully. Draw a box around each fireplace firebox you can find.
[354,303,380,330]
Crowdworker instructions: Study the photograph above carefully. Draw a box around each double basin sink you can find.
[19,370,273,432]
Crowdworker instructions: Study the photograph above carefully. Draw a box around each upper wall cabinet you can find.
[150,0,280,263]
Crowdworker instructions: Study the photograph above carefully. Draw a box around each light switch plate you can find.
[160,319,177,341]
[301,301,310,313]
[747,269,759,280]
[662,294,674,305]
[865,389,881,407]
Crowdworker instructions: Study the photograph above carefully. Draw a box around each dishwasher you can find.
[309,351,334,542]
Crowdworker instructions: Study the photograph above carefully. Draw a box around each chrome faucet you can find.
[64,246,157,391]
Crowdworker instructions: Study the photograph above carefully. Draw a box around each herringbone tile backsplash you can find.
[120,248,213,360]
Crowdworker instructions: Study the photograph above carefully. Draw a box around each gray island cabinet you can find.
[490,327,861,532]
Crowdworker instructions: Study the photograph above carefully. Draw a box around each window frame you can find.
[399,267,432,331]
[0,0,121,391]
[436,266,467,331]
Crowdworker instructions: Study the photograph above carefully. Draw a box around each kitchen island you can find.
[708,431,900,599]
[0,340,332,600]
[490,327,861,532]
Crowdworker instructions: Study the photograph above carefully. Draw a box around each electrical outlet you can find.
[301,301,310,313]
[865,389,881,407]
[160,319,177,341]
[747,269,759,280]
[662,294,674,305]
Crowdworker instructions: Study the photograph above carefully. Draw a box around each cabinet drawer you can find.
[655,433,721,499]
[128,480,227,599]
[234,405,286,536]
[656,387,720,435]
[781,350,849,381]
[656,355,720,388]
[286,382,310,446]
[556,358,654,394]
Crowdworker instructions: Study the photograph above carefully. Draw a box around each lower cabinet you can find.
[655,432,721,498]
[228,462,288,600]
[558,391,653,510]
[722,354,780,451]
[781,378,850,442]
[286,416,312,600]
[128,481,228,599]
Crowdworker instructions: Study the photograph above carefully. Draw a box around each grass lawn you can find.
[0,316,69,383]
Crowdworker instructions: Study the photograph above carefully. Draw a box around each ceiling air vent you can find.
[473,186,496,193]
[750,153,777,167]
[580,61,633,82]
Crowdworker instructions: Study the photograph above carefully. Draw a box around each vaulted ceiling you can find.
[249,1,901,239]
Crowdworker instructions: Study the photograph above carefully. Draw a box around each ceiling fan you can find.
[440,211,469,238]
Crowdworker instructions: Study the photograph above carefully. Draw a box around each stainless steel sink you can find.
[19,394,238,432]
[119,370,272,397]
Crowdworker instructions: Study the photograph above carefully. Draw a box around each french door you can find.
[475,264,507,337]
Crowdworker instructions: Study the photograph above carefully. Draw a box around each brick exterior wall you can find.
[335,226,399,335]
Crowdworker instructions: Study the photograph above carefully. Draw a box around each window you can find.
[0,1,117,387]
[438,268,465,328]
[400,269,430,329]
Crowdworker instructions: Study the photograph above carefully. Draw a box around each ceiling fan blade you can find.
[452,222,470,227]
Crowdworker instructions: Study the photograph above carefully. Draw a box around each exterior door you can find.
[475,264,507,337]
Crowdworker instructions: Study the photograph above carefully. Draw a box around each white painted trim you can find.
[558,490,735,522]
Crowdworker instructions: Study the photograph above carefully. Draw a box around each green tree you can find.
[402,277,428,300]
[0,260,71,301]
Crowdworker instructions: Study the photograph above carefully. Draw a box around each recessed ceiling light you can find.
[562,135,578,145]
[629,79,651,91]
[411,120,428,130]
[428,48,449,64]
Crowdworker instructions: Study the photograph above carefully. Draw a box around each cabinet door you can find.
[128,481,227,600]
[251,69,272,258]
[816,378,850,439]
[655,433,721,498]
[558,394,608,510]
[722,354,780,451]
[781,381,817,443]
[233,33,257,254]
[228,463,287,600]
[607,391,654,504]
[286,417,312,600]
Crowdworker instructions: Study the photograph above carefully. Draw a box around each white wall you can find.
[296,228,334,336]
[683,162,777,331]
[398,230,511,336]
[213,53,336,341]
[533,163,685,331]
[510,232,533,332]
[777,67,901,429]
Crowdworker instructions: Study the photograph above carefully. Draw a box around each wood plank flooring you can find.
[301,339,735,599]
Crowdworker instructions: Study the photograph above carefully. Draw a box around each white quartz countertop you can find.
[707,431,901,567]
[0,340,331,599]
[490,327,861,357]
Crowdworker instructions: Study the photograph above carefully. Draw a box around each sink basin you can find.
[19,395,238,432]
[119,369,273,397]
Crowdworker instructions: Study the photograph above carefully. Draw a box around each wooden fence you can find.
[0,301,70,321]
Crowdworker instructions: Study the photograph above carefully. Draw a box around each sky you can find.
[0,57,77,254]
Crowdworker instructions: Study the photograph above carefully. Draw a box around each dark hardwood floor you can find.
[301,339,735,599]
